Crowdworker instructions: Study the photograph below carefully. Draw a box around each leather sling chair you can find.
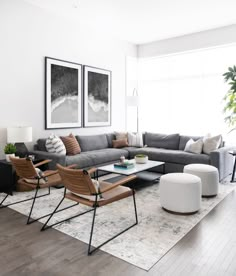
[0,157,77,225]
[41,164,138,255]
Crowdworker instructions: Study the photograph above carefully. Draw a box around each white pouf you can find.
[184,164,219,197]
[160,173,201,214]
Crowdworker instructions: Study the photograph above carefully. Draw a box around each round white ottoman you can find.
[184,164,219,197]
[160,173,201,214]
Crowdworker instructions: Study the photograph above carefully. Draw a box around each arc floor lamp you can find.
[127,88,139,132]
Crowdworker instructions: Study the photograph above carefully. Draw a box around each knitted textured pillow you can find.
[46,134,66,155]
[60,133,81,155]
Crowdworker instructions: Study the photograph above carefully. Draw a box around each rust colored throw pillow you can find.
[112,139,129,148]
[60,134,81,155]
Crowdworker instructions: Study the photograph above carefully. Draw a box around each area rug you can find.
[1,178,235,271]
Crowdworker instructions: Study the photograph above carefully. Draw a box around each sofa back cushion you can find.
[145,132,180,150]
[179,135,202,150]
[106,133,116,148]
[36,139,47,151]
[76,134,109,152]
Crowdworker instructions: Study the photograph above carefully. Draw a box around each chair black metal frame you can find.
[0,158,79,225]
[41,183,138,255]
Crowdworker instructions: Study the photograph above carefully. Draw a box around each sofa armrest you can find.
[31,150,66,170]
[210,146,235,181]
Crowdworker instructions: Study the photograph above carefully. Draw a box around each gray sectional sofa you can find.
[32,132,234,181]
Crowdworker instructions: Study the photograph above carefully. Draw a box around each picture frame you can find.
[45,57,82,129]
[83,65,111,127]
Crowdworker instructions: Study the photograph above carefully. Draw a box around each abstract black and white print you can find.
[45,57,82,129]
[84,66,111,127]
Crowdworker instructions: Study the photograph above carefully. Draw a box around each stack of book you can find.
[114,161,135,169]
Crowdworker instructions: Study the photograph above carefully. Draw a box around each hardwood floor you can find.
[1,190,236,276]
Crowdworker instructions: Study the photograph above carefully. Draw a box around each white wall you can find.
[0,0,137,158]
[138,24,236,57]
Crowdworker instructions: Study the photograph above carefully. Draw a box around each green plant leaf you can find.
[4,143,16,154]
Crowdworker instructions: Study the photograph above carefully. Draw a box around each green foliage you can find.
[4,143,16,154]
[135,154,147,158]
[223,66,236,128]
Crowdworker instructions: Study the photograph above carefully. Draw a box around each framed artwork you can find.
[45,57,82,129]
[83,65,111,127]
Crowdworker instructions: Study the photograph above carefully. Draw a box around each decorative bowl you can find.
[135,154,148,164]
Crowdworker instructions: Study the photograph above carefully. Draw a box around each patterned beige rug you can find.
[1,177,235,271]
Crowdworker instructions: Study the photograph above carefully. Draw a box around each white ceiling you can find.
[24,0,236,44]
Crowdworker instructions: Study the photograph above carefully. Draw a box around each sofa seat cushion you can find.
[66,153,94,168]
[65,148,129,168]
[129,147,210,165]
[123,147,143,156]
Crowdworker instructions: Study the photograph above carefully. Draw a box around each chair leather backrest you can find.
[10,157,38,179]
[57,164,97,195]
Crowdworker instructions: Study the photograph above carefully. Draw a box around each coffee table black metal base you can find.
[96,160,165,184]
[228,151,236,182]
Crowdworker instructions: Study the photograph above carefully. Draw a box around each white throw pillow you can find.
[184,138,203,154]
[46,134,66,155]
[128,132,144,147]
[203,134,222,154]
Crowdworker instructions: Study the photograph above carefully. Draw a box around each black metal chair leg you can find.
[0,194,9,206]
[0,187,50,210]
[27,185,40,225]
[132,190,138,224]
[88,192,138,255]
[41,203,94,231]
[41,196,65,231]
[88,206,97,255]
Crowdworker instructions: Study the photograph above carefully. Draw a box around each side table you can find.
[0,159,48,195]
[228,151,236,182]
[0,160,16,195]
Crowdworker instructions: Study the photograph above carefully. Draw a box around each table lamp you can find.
[7,126,32,157]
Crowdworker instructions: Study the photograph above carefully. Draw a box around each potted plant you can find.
[4,143,16,162]
[135,154,148,164]
[223,66,236,131]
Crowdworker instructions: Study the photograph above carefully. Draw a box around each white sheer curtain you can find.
[136,44,236,143]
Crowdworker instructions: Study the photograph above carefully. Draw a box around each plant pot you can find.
[5,153,15,162]
[135,155,148,164]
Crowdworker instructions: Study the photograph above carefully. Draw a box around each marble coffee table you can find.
[97,159,165,182]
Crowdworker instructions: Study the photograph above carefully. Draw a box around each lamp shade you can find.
[126,95,139,107]
[7,127,32,143]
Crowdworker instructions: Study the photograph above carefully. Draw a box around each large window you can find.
[128,44,236,142]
